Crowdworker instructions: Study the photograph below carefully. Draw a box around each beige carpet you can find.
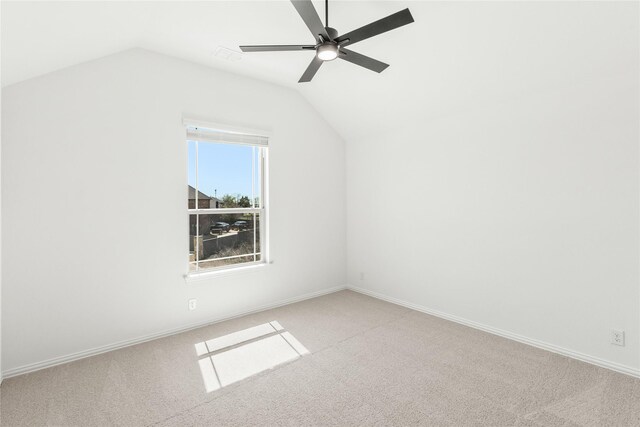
[1,290,639,426]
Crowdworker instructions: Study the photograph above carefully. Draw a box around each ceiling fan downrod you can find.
[325,0,328,28]
[239,0,414,82]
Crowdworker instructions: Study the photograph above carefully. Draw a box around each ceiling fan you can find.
[239,0,414,83]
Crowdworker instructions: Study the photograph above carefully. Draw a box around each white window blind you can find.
[186,125,269,147]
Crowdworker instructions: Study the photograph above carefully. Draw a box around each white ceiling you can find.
[2,1,638,140]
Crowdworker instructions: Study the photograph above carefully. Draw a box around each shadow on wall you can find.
[195,321,309,392]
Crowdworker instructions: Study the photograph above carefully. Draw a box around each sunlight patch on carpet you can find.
[195,321,309,392]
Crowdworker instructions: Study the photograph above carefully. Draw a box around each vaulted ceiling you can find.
[2,1,637,141]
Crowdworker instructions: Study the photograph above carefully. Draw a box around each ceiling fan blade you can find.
[339,49,389,73]
[299,56,323,82]
[291,0,329,42]
[335,8,414,48]
[240,45,315,52]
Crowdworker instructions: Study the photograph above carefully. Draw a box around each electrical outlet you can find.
[188,299,197,311]
[359,272,364,281]
[611,329,625,346]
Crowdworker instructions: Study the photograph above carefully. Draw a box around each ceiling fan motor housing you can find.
[325,27,339,40]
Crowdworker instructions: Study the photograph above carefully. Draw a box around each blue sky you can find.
[188,141,257,199]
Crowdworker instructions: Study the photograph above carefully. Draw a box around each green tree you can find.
[219,194,253,224]
[221,194,237,208]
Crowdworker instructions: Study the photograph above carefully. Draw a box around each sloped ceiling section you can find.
[2,1,637,141]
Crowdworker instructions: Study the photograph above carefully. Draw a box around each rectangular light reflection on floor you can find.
[205,322,276,353]
[194,321,309,392]
[280,331,310,355]
[213,334,299,386]
[195,342,209,357]
[198,357,221,393]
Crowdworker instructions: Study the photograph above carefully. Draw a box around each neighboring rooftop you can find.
[188,185,214,201]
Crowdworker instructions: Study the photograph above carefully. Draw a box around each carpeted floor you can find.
[1,290,639,426]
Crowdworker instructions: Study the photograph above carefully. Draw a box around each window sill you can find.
[184,261,269,284]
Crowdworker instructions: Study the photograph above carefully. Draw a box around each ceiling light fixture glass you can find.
[317,43,338,61]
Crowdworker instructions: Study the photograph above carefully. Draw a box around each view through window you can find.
[187,126,267,273]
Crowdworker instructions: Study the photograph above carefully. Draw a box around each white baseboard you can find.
[347,284,640,379]
[2,285,348,380]
[7,284,638,381]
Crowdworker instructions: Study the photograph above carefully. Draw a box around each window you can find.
[186,123,268,275]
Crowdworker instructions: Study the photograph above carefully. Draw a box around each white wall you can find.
[1,49,346,374]
[347,65,640,372]
[1,2,3,382]
[0,122,2,383]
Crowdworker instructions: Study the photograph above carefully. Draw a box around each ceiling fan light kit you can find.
[316,43,338,61]
[240,0,414,83]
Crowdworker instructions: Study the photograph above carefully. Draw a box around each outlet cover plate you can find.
[611,329,625,346]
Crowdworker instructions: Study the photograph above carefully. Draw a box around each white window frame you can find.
[184,119,270,278]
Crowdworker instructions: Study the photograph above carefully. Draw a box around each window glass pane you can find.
[196,142,254,209]
[189,213,261,270]
[253,213,261,260]
[189,214,199,272]
[189,262,198,273]
[253,147,261,208]
[188,141,197,209]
